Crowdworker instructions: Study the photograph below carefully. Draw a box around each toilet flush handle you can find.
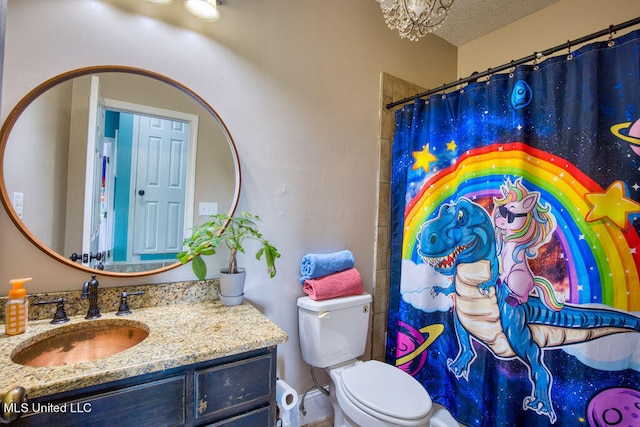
[318,311,330,319]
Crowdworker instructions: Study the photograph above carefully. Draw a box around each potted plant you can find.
[177,211,280,305]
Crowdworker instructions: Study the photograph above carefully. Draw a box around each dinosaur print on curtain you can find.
[386,30,640,426]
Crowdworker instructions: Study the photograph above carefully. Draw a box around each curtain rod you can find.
[386,16,640,110]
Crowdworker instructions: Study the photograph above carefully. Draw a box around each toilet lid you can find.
[341,360,432,420]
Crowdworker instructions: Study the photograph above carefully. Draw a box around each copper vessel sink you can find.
[11,320,149,367]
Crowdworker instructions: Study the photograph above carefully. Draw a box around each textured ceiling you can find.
[430,0,561,46]
[105,0,560,47]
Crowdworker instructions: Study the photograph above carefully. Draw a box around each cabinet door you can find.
[15,375,186,427]
[195,354,273,421]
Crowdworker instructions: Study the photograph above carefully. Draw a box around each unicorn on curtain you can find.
[492,177,563,310]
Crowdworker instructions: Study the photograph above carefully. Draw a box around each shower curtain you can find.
[386,30,640,426]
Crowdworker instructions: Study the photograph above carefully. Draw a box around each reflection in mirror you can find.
[0,66,240,277]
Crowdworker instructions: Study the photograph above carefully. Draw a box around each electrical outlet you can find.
[12,192,23,219]
[199,202,218,216]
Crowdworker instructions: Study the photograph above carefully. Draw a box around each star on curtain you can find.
[585,180,640,229]
[412,144,437,172]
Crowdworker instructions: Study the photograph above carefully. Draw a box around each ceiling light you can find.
[183,0,221,22]
[378,0,455,41]
[144,0,174,5]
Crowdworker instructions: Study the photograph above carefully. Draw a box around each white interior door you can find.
[131,115,189,257]
[81,76,105,267]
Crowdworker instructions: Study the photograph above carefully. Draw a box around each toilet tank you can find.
[297,293,372,368]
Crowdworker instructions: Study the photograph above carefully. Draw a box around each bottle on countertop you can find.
[5,277,31,336]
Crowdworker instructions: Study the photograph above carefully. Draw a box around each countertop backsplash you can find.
[0,279,220,321]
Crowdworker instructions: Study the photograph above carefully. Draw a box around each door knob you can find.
[138,190,145,196]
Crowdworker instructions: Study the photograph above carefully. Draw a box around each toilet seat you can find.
[338,360,432,425]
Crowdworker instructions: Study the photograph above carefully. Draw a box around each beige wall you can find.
[4,80,71,253]
[0,0,456,400]
[458,0,640,78]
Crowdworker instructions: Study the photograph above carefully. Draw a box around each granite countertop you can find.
[0,299,288,399]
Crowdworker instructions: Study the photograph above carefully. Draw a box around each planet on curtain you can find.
[387,30,640,426]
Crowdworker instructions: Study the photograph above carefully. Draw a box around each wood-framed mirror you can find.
[0,65,241,277]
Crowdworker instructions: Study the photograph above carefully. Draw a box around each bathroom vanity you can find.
[0,298,288,426]
[12,347,277,426]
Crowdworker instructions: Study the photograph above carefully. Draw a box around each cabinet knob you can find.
[1,386,27,423]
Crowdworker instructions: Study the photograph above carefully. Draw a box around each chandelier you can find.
[378,0,455,41]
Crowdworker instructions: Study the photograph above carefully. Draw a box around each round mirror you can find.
[0,66,240,277]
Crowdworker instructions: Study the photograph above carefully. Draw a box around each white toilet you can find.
[297,293,433,427]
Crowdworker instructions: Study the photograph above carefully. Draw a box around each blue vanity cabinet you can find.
[11,347,277,427]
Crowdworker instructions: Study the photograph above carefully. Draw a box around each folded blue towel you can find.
[299,250,355,284]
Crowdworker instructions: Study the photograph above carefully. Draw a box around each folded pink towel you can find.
[303,268,364,301]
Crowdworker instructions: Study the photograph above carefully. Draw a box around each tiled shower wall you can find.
[371,73,425,361]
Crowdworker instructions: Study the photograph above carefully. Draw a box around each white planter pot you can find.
[219,268,246,305]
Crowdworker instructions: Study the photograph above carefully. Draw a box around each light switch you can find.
[12,192,23,219]
[198,202,218,216]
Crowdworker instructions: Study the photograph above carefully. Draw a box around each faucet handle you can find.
[35,298,70,324]
[116,291,145,316]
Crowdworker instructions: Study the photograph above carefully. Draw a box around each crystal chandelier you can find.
[379,0,455,41]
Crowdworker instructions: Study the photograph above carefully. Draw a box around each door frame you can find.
[104,98,198,264]
[82,76,105,267]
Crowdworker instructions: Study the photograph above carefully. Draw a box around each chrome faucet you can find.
[81,274,101,319]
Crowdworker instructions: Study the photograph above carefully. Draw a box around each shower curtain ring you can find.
[459,78,466,93]
[608,25,616,47]
[509,60,516,78]
[441,84,447,99]
[566,41,573,60]
[533,52,541,71]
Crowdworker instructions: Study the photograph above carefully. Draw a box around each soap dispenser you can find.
[5,277,31,336]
